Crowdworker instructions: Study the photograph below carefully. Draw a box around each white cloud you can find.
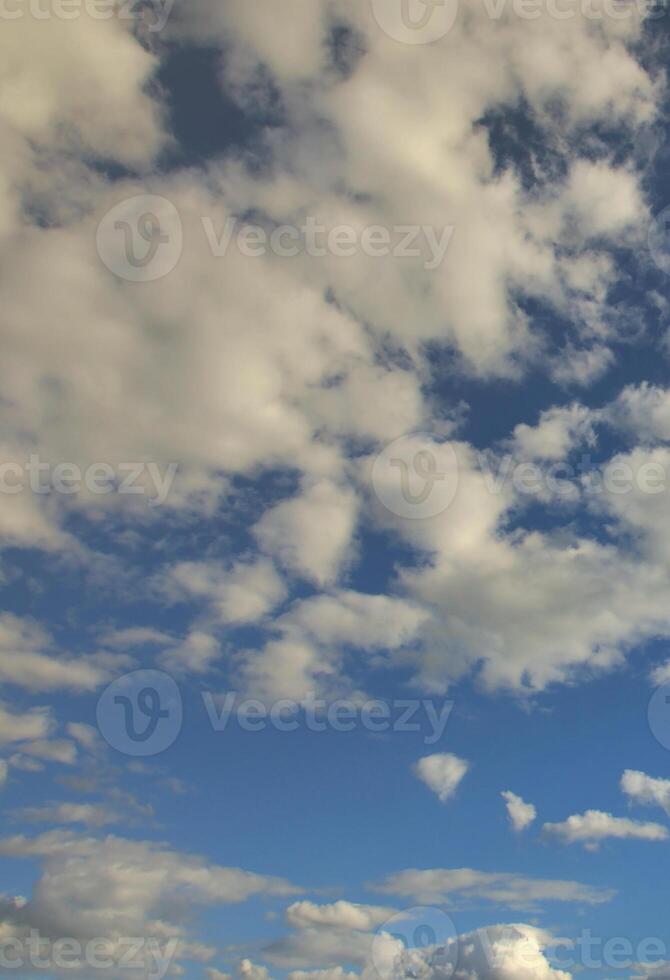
[15,802,121,829]
[159,630,220,676]
[512,405,595,461]
[502,792,537,833]
[286,902,394,932]
[0,705,54,747]
[255,481,358,587]
[371,868,613,908]
[543,810,669,848]
[239,960,271,980]
[0,831,300,975]
[0,614,107,692]
[289,968,358,980]
[163,558,287,625]
[607,383,670,442]
[414,753,469,804]
[367,924,569,980]
[621,770,670,816]
[279,591,428,652]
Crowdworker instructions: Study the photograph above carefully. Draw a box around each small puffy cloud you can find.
[254,481,358,586]
[606,383,670,443]
[543,810,669,848]
[502,792,537,833]
[562,161,645,239]
[414,753,469,804]
[286,901,394,932]
[512,405,595,461]
[651,661,670,686]
[279,591,428,651]
[239,960,270,980]
[0,614,106,693]
[0,705,54,747]
[621,770,670,817]
[159,630,220,675]
[163,558,287,625]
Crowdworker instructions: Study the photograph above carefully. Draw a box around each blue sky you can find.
[3,1,670,979]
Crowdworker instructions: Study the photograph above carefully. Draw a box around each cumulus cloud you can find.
[621,770,670,816]
[414,754,469,803]
[543,810,669,848]
[368,924,569,980]
[0,832,300,975]
[502,792,537,833]
[0,614,107,692]
[254,481,358,587]
[0,705,54,747]
[0,0,666,710]
[286,902,394,932]
[162,558,288,626]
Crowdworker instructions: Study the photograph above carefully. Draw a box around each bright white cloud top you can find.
[502,791,537,833]
[414,753,470,803]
